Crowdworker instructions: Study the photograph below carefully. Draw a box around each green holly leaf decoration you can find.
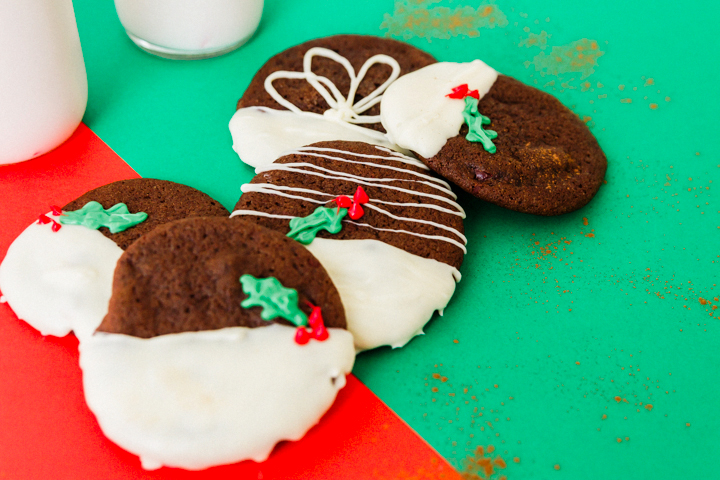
[462,96,498,154]
[59,201,148,234]
[239,275,309,327]
[287,206,347,245]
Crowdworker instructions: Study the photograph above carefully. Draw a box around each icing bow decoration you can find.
[264,47,401,141]
[286,186,371,245]
[239,274,329,345]
[36,202,148,234]
[446,84,498,154]
[334,186,369,220]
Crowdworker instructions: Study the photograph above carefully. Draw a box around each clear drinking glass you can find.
[114,0,264,60]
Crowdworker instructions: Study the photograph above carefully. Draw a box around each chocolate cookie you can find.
[80,217,355,470]
[236,34,436,133]
[99,217,346,338]
[381,61,607,216]
[64,178,229,250]
[233,140,464,351]
[0,178,228,341]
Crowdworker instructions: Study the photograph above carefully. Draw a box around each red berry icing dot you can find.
[335,195,352,209]
[446,84,479,100]
[295,327,310,345]
[353,186,369,204]
[293,302,330,345]
[348,203,364,220]
[335,186,370,221]
[312,325,328,341]
[37,210,62,232]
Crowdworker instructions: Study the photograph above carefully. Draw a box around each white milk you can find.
[0,0,88,165]
[114,0,264,59]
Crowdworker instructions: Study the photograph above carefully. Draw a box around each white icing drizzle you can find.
[297,145,429,170]
[349,221,467,253]
[363,204,466,243]
[236,146,468,252]
[381,60,499,158]
[250,164,461,210]
[265,47,401,128]
[230,207,467,253]
[238,184,464,243]
[0,213,123,342]
[229,210,295,221]
[284,150,450,189]
[304,238,459,350]
[241,183,465,217]
[257,161,455,198]
[255,159,461,209]
[80,324,355,470]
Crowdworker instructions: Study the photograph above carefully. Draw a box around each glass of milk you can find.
[0,0,88,165]
[114,0,264,60]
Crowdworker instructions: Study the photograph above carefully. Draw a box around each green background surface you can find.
[74,0,720,478]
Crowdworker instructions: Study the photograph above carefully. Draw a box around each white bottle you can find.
[0,0,88,165]
[114,0,264,60]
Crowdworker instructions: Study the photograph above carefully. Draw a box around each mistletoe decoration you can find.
[287,206,347,245]
[446,84,498,154]
[287,186,370,245]
[58,201,148,233]
[240,275,308,326]
[239,274,329,345]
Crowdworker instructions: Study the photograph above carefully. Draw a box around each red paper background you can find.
[0,125,462,480]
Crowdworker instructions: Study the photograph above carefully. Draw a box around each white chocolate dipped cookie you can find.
[0,179,228,341]
[81,217,354,470]
[0,210,123,341]
[380,60,607,216]
[230,35,437,169]
[232,140,466,351]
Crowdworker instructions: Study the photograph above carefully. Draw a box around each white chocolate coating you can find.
[304,238,460,351]
[380,60,498,158]
[0,214,122,341]
[229,107,406,170]
[80,324,355,470]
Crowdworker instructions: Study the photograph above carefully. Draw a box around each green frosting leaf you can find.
[239,275,308,327]
[462,96,498,154]
[287,206,347,245]
[59,201,148,233]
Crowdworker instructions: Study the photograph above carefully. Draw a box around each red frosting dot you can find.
[348,203,364,220]
[335,195,352,208]
[447,84,470,99]
[353,186,369,204]
[312,325,328,341]
[295,327,310,345]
